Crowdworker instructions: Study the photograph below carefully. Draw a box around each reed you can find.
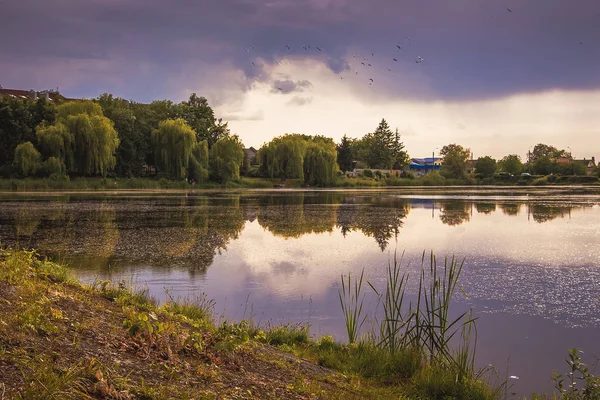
[338,269,367,344]
[340,250,479,377]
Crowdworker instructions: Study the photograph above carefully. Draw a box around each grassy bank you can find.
[0,248,506,399]
[0,177,302,192]
[2,249,598,399]
[1,172,598,192]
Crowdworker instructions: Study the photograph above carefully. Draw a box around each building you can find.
[573,157,596,175]
[0,87,65,101]
[408,157,442,177]
[244,147,258,165]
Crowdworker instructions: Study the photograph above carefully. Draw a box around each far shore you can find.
[0,176,599,194]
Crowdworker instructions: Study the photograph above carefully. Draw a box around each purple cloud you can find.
[1,0,599,102]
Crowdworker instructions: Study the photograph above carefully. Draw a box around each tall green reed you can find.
[338,269,367,344]
[339,250,479,379]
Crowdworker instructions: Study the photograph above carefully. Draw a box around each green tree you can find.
[336,134,354,172]
[530,143,568,163]
[152,118,196,180]
[210,134,245,182]
[439,144,471,179]
[499,154,523,175]
[572,161,587,176]
[96,94,149,177]
[391,128,410,169]
[358,119,395,169]
[474,156,497,178]
[303,136,339,186]
[258,134,308,181]
[181,93,229,148]
[44,156,66,177]
[0,96,55,172]
[37,122,72,165]
[35,101,119,176]
[532,156,553,175]
[13,141,42,177]
[188,140,209,182]
[258,134,339,186]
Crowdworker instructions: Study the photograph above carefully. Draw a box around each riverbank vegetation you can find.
[0,247,501,399]
[1,248,598,398]
[2,93,598,189]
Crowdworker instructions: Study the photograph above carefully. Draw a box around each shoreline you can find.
[0,248,504,399]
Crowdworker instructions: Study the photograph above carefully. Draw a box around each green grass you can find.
[5,247,598,399]
[334,250,499,399]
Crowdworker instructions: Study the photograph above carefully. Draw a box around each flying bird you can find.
[369,78,374,82]
[416,56,424,63]
[368,63,372,66]
[396,45,402,50]
[303,46,308,50]
[506,7,512,12]
[393,58,398,62]
[285,45,291,50]
[340,76,344,80]
[371,52,374,56]
[361,62,365,65]
[316,47,322,51]
[251,61,257,67]
[387,68,393,72]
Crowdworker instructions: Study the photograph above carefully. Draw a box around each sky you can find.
[1,0,599,159]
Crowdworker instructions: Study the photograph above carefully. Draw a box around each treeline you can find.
[0,93,413,186]
[0,93,249,183]
[1,92,597,186]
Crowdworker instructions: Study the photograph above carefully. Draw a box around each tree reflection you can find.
[529,204,573,223]
[257,193,340,238]
[439,201,471,226]
[336,197,410,251]
[2,196,246,273]
[475,202,496,215]
[499,202,521,216]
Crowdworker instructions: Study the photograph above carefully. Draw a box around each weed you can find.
[551,348,600,399]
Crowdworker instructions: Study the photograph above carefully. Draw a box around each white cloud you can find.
[197,57,600,159]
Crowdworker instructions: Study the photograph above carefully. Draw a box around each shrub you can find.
[363,169,374,178]
[400,171,415,179]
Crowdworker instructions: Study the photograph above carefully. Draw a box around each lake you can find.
[1,187,599,397]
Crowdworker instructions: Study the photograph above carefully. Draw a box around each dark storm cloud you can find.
[270,79,312,94]
[1,0,599,101]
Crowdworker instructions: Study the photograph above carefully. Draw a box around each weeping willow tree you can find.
[188,140,209,182]
[258,134,339,186]
[303,136,339,186]
[258,134,307,180]
[152,118,196,179]
[36,122,73,167]
[209,134,245,183]
[13,141,42,177]
[34,101,119,176]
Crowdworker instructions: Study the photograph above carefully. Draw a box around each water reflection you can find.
[0,194,594,273]
[1,190,599,398]
[529,204,572,223]
[439,201,471,226]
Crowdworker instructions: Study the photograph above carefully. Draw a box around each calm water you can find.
[1,187,600,397]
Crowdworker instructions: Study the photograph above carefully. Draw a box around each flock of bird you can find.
[245,36,425,90]
[242,7,589,92]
